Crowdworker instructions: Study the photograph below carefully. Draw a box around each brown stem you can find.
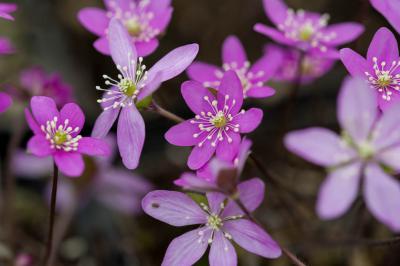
[150,100,184,123]
[43,163,59,266]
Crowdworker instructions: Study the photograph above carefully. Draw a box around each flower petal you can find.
[322,23,364,46]
[60,103,85,135]
[249,51,283,82]
[222,36,247,68]
[174,172,217,192]
[371,103,400,149]
[237,178,265,212]
[161,228,210,266]
[78,8,108,36]
[370,0,400,35]
[135,39,159,57]
[149,7,173,32]
[262,0,288,25]
[340,48,368,77]
[364,163,400,232]
[117,105,145,169]
[188,142,217,170]
[379,145,400,173]
[254,24,295,46]
[367,27,399,63]
[54,152,84,177]
[25,108,41,135]
[94,36,110,55]
[186,62,221,84]
[216,132,241,162]
[30,96,60,126]
[285,127,355,167]
[27,135,53,157]
[13,150,53,179]
[234,108,263,133]
[217,70,243,115]
[0,92,12,113]
[246,86,275,98]
[181,80,216,114]
[207,192,226,213]
[209,231,237,266]
[165,120,200,147]
[142,190,206,226]
[78,137,110,156]
[224,219,281,258]
[92,108,120,138]
[316,163,362,219]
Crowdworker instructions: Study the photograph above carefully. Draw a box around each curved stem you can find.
[150,100,184,123]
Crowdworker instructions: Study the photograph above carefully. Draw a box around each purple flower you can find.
[0,2,16,21]
[340,27,400,111]
[254,0,364,58]
[92,19,198,169]
[265,44,335,84]
[187,35,281,99]
[284,77,400,232]
[78,0,172,56]
[0,37,14,55]
[165,71,263,170]
[0,92,12,113]
[25,96,110,177]
[142,188,281,265]
[370,0,400,34]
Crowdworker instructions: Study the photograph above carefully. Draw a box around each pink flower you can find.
[0,37,14,55]
[92,19,198,169]
[254,0,364,58]
[25,96,110,177]
[142,188,281,265]
[187,35,281,98]
[370,0,400,34]
[165,71,263,170]
[0,2,16,21]
[340,27,400,111]
[78,0,172,56]
[285,77,400,232]
[0,92,12,113]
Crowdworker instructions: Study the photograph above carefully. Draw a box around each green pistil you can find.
[358,141,374,159]
[125,18,142,37]
[119,78,136,97]
[299,24,314,41]
[377,73,392,88]
[207,214,223,230]
[212,112,227,128]
[54,131,67,145]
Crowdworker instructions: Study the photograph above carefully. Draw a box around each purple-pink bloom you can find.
[0,37,14,55]
[0,2,16,21]
[187,35,281,99]
[165,71,263,170]
[254,0,364,58]
[142,188,281,265]
[78,0,172,56]
[340,27,400,111]
[0,92,12,113]
[25,96,110,177]
[370,0,400,35]
[92,19,198,169]
[285,77,400,232]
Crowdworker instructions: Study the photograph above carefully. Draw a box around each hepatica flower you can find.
[285,77,400,231]
[0,2,17,21]
[370,0,400,34]
[0,92,12,113]
[92,19,198,169]
[78,0,172,56]
[25,96,110,177]
[142,189,281,265]
[165,71,263,170]
[187,35,281,98]
[341,27,400,111]
[254,0,364,57]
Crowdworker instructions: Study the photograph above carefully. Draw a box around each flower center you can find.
[211,111,227,128]
[207,214,223,230]
[54,131,68,145]
[41,116,81,152]
[124,18,142,37]
[357,141,374,159]
[299,23,314,41]
[119,78,137,97]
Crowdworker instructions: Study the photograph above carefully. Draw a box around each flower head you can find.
[25,96,110,177]
[92,19,198,169]
[341,27,400,111]
[78,0,172,56]
[285,77,400,232]
[254,0,364,57]
[0,92,12,113]
[142,187,281,265]
[0,2,17,21]
[165,71,263,170]
[187,35,281,98]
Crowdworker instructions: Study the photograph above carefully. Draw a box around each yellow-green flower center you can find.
[207,214,223,230]
[54,131,68,145]
[377,73,392,88]
[211,111,227,128]
[119,78,136,97]
[299,24,314,41]
[125,18,142,37]
[358,141,375,159]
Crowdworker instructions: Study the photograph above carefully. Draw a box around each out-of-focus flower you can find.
[370,0,400,34]
[165,71,263,170]
[0,92,12,113]
[187,35,281,99]
[340,27,400,111]
[0,37,14,55]
[0,2,16,21]
[254,0,364,58]
[92,19,198,169]
[78,0,172,56]
[14,253,33,266]
[25,96,110,177]
[285,77,400,232]
[142,189,281,265]
[266,44,335,84]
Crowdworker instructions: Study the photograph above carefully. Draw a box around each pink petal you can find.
[30,96,60,126]
[174,172,217,192]
[216,132,241,162]
[92,107,120,138]
[78,137,110,156]
[246,86,275,98]
[340,48,368,76]
[146,0,172,13]
[262,0,288,25]
[27,135,53,157]
[60,103,85,135]
[188,142,217,170]
[94,37,110,55]
[249,51,283,82]
[237,178,265,212]
[234,108,263,133]
[186,62,221,84]
[165,120,200,146]
[379,145,400,172]
[367,27,399,63]
[254,23,295,46]
[13,150,53,179]
[224,219,281,258]
[370,1,400,35]
[372,104,400,149]
[377,90,400,111]
[234,138,252,174]
[0,92,12,113]
[149,7,173,32]
[142,190,206,226]
[117,105,145,169]
[364,163,400,232]
[321,23,364,46]
[161,228,210,266]
[209,231,237,266]
[206,192,226,213]
[217,70,243,115]
[222,36,247,68]
[54,152,84,177]
[181,80,216,114]
[24,108,41,135]
[135,39,159,57]
[77,8,108,36]
[316,163,362,219]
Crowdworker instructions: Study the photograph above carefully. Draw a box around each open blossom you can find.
[92,19,198,169]
[265,44,335,84]
[254,0,364,58]
[0,2,16,21]
[165,71,263,170]
[25,96,110,177]
[285,77,400,232]
[142,188,281,266]
[0,92,12,113]
[78,0,172,56]
[187,35,281,98]
[340,27,400,111]
[370,0,400,34]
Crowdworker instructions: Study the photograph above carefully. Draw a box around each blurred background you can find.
[0,0,399,265]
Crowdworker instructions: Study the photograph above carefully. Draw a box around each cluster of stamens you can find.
[41,116,81,152]
[277,9,335,52]
[190,95,244,147]
[365,57,400,101]
[96,54,148,110]
[107,0,160,42]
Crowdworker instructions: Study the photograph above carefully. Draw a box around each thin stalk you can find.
[150,100,184,123]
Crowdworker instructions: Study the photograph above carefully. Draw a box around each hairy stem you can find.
[150,100,184,123]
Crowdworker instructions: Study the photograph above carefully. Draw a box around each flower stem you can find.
[150,100,184,123]
[43,163,59,266]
